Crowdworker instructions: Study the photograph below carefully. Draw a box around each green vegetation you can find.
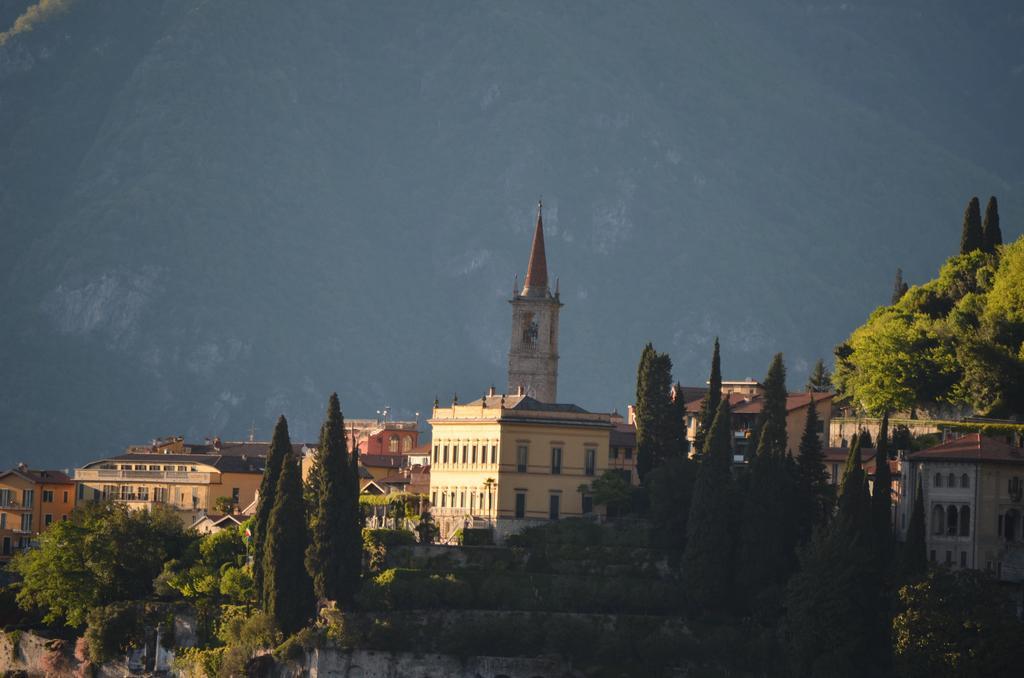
[806,357,832,392]
[796,395,832,537]
[251,415,291,600]
[10,501,191,627]
[635,343,677,480]
[960,196,983,255]
[835,229,1024,419]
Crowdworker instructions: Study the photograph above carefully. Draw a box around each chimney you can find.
[516,385,525,396]
[213,436,222,451]
[487,385,497,397]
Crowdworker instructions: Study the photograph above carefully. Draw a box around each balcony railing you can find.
[0,502,33,511]
[75,469,214,483]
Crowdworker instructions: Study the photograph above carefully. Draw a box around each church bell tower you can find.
[508,201,561,402]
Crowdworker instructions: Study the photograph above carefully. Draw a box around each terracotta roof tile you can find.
[908,433,1024,464]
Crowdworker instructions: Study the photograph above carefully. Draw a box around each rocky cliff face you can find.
[1,0,1022,467]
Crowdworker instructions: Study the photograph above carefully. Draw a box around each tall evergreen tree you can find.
[671,383,690,457]
[871,411,894,567]
[252,415,291,601]
[901,477,927,582]
[891,268,909,305]
[737,354,797,609]
[960,196,983,255]
[756,353,788,459]
[262,439,316,635]
[806,358,832,393]
[306,393,361,605]
[982,195,1002,254]
[647,384,697,549]
[635,343,675,481]
[682,399,734,609]
[693,338,722,456]
[796,396,832,538]
[837,434,872,537]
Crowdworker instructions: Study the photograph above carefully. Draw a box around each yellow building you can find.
[74,436,296,524]
[0,466,75,560]
[429,388,613,541]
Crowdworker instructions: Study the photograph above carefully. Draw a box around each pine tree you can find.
[252,415,291,601]
[900,477,927,582]
[756,353,788,459]
[693,338,722,456]
[960,196,983,255]
[683,399,734,609]
[671,382,690,457]
[891,268,909,305]
[262,423,316,635]
[306,393,361,605]
[837,434,872,538]
[871,411,893,567]
[796,397,832,539]
[982,195,1002,254]
[635,343,675,481]
[806,358,832,393]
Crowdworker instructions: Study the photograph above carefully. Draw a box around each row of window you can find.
[99,463,200,472]
[929,548,969,568]
[432,488,494,512]
[514,492,592,520]
[933,472,971,489]
[515,446,596,476]
[432,443,499,466]
[931,504,970,537]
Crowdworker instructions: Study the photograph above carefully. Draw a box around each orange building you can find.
[0,465,75,560]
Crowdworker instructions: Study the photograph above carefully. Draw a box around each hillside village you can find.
[2,200,1024,677]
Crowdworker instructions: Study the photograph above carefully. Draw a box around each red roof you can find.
[522,201,549,295]
[684,391,833,415]
[908,433,1024,464]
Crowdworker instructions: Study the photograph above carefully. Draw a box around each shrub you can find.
[274,626,322,663]
[460,528,494,546]
[362,528,416,572]
[173,646,225,678]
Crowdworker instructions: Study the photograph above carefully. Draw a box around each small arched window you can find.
[948,473,956,488]
[961,473,970,489]
[931,505,945,535]
[934,473,943,488]
[388,435,399,453]
[946,505,958,536]
[402,437,412,452]
[959,506,970,537]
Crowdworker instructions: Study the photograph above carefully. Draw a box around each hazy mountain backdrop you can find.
[1,0,1022,468]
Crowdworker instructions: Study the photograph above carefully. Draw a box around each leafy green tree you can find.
[590,469,633,515]
[891,268,909,305]
[806,358,832,392]
[635,343,675,480]
[981,195,1002,254]
[252,415,292,599]
[306,393,361,606]
[261,433,316,635]
[893,570,1024,678]
[960,195,983,254]
[682,399,734,610]
[796,396,832,538]
[693,338,722,456]
[11,502,192,627]
[899,477,927,582]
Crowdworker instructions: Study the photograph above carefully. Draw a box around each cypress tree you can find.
[891,268,909,305]
[736,354,797,608]
[671,382,690,457]
[960,196,983,255]
[806,358,832,393]
[901,477,927,582]
[306,393,360,604]
[683,398,734,609]
[982,195,1002,254]
[262,440,316,635]
[756,353,788,459]
[635,343,674,481]
[252,415,291,601]
[871,411,893,567]
[693,338,722,456]
[837,434,872,538]
[796,397,832,538]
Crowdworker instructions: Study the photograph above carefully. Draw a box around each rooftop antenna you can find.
[248,420,256,443]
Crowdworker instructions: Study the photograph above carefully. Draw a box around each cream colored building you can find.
[74,436,293,525]
[899,432,1024,580]
[429,389,612,541]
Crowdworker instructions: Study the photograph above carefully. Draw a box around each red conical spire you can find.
[522,200,549,297]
